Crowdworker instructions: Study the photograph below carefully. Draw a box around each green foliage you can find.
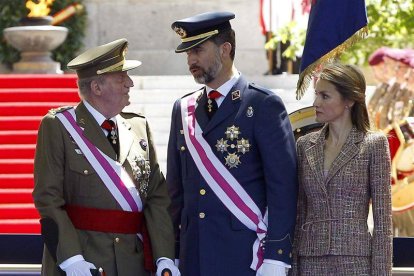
[265,0,414,65]
[265,21,307,61]
[342,0,414,65]
[0,0,87,70]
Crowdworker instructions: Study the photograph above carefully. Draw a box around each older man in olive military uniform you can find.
[33,39,180,276]
[167,12,298,276]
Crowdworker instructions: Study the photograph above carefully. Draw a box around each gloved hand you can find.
[256,261,288,276]
[156,258,181,276]
[62,259,96,276]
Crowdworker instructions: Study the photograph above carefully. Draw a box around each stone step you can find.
[0,204,39,219]
[0,144,36,159]
[0,174,34,189]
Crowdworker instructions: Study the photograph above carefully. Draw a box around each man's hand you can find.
[156,258,181,276]
[62,260,96,276]
[256,261,288,276]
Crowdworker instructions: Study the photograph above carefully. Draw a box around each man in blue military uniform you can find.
[167,11,298,276]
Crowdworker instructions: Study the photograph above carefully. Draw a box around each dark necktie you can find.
[206,90,222,119]
[101,119,119,156]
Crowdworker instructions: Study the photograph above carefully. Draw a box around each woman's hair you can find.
[318,62,370,132]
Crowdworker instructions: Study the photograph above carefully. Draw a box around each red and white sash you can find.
[180,92,267,270]
[56,108,143,212]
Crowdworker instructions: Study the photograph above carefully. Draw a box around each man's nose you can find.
[187,53,196,66]
[126,75,134,88]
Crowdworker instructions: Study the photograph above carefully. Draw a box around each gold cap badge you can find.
[174,26,187,38]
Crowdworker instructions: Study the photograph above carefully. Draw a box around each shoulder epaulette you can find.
[181,87,204,99]
[120,111,145,119]
[48,106,73,115]
[248,83,271,95]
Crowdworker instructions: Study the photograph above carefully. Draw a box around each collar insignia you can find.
[231,90,240,101]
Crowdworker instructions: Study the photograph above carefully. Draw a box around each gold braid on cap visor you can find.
[96,59,125,74]
[181,30,219,42]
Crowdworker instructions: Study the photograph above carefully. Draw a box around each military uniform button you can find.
[199,212,205,219]
[289,253,292,258]
[200,189,206,195]
[277,249,283,255]
[180,146,186,151]
[115,237,120,243]
[83,170,88,174]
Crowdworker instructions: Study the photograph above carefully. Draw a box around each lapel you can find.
[305,125,327,190]
[324,126,364,184]
[202,76,246,136]
[195,88,209,130]
[116,115,134,164]
[75,102,117,160]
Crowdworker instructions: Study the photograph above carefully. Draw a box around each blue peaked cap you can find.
[171,11,235,53]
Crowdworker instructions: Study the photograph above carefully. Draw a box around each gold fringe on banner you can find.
[296,26,369,100]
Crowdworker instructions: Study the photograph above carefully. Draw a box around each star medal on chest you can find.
[215,125,251,169]
[130,154,151,197]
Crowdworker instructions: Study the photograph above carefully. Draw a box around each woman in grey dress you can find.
[290,63,392,275]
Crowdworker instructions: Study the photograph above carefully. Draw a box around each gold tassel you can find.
[296,26,369,100]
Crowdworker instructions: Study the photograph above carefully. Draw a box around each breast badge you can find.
[139,139,148,151]
[246,106,254,117]
[130,155,151,197]
[216,125,250,169]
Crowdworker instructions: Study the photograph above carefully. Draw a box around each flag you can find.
[260,0,294,35]
[296,0,368,99]
[260,0,310,35]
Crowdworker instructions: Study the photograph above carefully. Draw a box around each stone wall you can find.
[81,0,268,76]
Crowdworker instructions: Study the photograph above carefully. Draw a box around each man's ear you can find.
[221,42,232,58]
[90,79,101,96]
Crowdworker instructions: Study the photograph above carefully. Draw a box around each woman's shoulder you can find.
[297,129,322,146]
[363,130,387,144]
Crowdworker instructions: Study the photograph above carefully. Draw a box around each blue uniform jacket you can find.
[167,76,298,276]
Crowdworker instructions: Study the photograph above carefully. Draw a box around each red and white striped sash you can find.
[56,108,143,212]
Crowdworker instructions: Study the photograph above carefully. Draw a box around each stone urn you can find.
[3,16,68,74]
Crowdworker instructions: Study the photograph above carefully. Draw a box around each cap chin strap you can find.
[181,30,219,42]
[97,59,125,74]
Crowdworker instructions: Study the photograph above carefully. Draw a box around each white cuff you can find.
[156,257,173,265]
[59,255,85,270]
[263,259,291,269]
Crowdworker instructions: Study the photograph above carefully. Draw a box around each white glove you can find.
[156,258,181,276]
[256,261,288,276]
[62,259,96,276]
